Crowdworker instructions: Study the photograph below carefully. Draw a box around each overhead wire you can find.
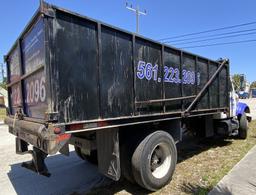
[158,21,256,42]
[164,28,256,43]
[180,39,256,49]
[172,31,256,46]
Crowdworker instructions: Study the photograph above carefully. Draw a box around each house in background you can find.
[0,87,8,107]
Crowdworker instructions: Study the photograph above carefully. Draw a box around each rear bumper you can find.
[4,116,70,155]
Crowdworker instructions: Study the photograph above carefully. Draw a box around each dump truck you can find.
[4,1,251,191]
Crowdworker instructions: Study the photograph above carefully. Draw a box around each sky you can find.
[0,0,256,82]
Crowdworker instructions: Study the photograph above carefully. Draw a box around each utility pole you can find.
[0,63,3,83]
[126,2,147,34]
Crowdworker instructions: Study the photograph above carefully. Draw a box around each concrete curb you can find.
[209,145,256,195]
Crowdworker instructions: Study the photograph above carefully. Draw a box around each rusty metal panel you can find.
[9,46,21,83]
[163,48,182,112]
[209,62,219,108]
[6,16,47,119]
[220,66,228,107]
[197,58,209,109]
[21,18,45,74]
[10,83,22,114]
[100,26,133,118]
[182,54,196,109]
[23,70,47,119]
[54,11,99,122]
[135,38,163,114]
[8,44,22,114]
[21,18,47,119]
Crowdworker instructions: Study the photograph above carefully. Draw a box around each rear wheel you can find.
[131,131,177,191]
[238,113,248,139]
[74,146,98,165]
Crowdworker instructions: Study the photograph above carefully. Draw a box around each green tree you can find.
[0,62,7,89]
[250,81,256,89]
[0,77,7,90]
[232,74,241,92]
[0,62,7,90]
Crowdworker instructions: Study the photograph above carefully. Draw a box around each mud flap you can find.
[21,147,51,177]
[96,128,120,181]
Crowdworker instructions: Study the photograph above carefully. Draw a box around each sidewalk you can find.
[209,145,256,195]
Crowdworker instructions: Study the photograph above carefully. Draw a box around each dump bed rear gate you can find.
[7,17,48,119]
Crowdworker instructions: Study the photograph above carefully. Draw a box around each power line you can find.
[158,21,256,41]
[164,28,256,43]
[172,31,256,46]
[180,39,256,49]
[126,2,147,34]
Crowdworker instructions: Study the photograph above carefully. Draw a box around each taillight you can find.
[56,133,71,143]
[53,127,62,134]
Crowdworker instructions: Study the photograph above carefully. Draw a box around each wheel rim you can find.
[150,142,172,179]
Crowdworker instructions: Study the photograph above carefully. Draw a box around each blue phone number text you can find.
[136,60,200,85]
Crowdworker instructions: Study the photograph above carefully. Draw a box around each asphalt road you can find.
[0,124,107,195]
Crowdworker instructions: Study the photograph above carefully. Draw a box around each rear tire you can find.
[131,131,177,191]
[238,113,248,139]
[74,146,98,165]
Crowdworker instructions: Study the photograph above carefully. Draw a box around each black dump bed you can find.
[5,2,229,125]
